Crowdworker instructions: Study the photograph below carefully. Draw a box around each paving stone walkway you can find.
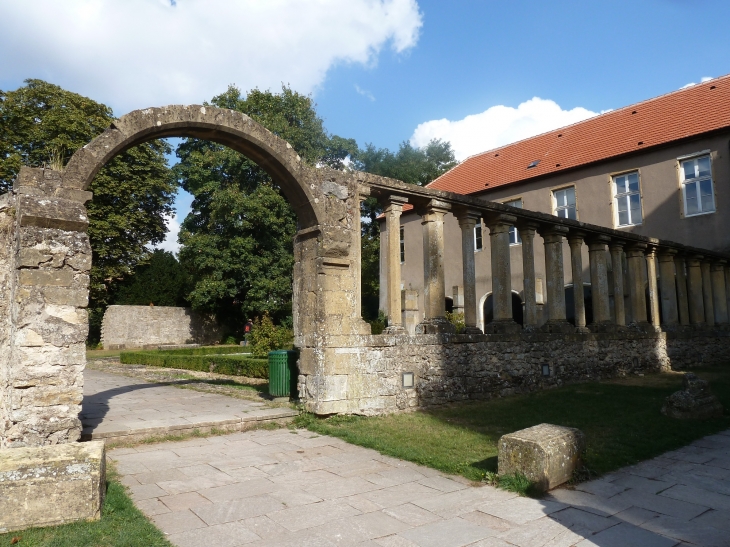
[81,369,297,443]
[93,370,730,546]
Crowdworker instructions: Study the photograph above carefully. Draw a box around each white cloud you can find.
[153,213,181,255]
[410,97,599,161]
[0,0,422,113]
[681,76,713,89]
[355,84,376,101]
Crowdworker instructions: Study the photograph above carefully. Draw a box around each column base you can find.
[383,325,407,335]
[574,326,591,334]
[541,320,575,334]
[461,326,484,335]
[484,320,522,334]
[627,321,661,333]
[415,317,456,334]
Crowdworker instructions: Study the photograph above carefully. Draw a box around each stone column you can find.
[485,213,520,333]
[646,246,661,329]
[518,223,540,330]
[383,196,408,334]
[725,266,730,324]
[674,255,691,326]
[609,241,626,327]
[701,260,715,327]
[416,199,455,334]
[657,249,679,327]
[401,289,419,335]
[539,225,573,332]
[711,261,728,325]
[452,286,464,314]
[588,235,613,330]
[686,256,705,326]
[567,231,588,332]
[456,210,483,334]
[625,243,649,327]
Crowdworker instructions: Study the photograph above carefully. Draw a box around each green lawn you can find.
[296,367,730,482]
[0,467,171,547]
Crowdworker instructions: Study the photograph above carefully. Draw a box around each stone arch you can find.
[61,105,323,229]
[479,290,524,330]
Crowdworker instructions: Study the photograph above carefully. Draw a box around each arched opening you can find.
[565,284,594,325]
[481,291,524,327]
[445,297,454,314]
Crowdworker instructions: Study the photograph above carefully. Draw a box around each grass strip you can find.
[295,367,730,484]
[0,466,171,547]
[120,351,268,378]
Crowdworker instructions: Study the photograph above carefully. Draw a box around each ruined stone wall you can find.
[298,330,730,415]
[0,194,17,445]
[1,168,91,448]
[100,305,224,349]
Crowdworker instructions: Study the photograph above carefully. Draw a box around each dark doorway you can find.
[482,292,524,326]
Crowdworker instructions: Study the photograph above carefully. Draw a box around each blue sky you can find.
[2,0,730,251]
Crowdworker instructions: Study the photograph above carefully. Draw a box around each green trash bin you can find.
[268,350,298,398]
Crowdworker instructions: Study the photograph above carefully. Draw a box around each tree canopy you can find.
[114,250,189,307]
[0,79,176,341]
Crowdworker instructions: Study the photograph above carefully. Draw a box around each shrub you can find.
[250,314,294,358]
[446,311,465,334]
[368,310,388,335]
[120,351,268,378]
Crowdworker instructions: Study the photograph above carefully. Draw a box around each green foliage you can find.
[485,472,541,497]
[114,250,189,306]
[368,310,388,335]
[249,314,294,358]
[0,468,172,546]
[145,346,244,356]
[0,80,175,344]
[120,350,268,378]
[445,311,465,334]
[175,85,353,326]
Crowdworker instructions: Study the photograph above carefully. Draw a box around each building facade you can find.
[380,75,730,331]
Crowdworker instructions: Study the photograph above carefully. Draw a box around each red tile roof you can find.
[426,75,730,197]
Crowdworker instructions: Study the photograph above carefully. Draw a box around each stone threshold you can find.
[80,407,298,444]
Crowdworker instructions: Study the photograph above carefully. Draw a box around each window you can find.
[399,225,405,263]
[474,221,483,251]
[613,171,642,226]
[505,199,522,245]
[680,154,715,216]
[553,187,576,220]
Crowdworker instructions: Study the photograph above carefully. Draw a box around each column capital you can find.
[687,254,704,266]
[538,224,569,238]
[587,234,612,245]
[625,242,648,258]
[711,260,728,271]
[453,208,482,227]
[657,247,679,261]
[566,230,587,245]
[486,213,517,234]
[382,194,409,212]
[608,239,626,252]
[516,220,540,232]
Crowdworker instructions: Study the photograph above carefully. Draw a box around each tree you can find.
[175,85,353,326]
[114,250,189,307]
[0,80,176,342]
[353,139,457,319]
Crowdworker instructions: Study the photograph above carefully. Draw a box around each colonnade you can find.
[382,197,730,335]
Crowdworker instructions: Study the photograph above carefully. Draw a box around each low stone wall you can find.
[299,328,730,415]
[101,305,224,349]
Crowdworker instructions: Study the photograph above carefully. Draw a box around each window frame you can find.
[502,197,523,245]
[677,150,716,218]
[474,220,483,252]
[551,184,578,220]
[399,225,405,263]
[610,169,644,228]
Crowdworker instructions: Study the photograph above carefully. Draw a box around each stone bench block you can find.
[498,423,585,491]
[0,440,106,533]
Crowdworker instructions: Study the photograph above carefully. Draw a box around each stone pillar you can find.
[646,247,661,329]
[382,196,408,334]
[711,261,728,325]
[401,289,419,335]
[686,256,705,326]
[588,235,613,330]
[485,214,520,333]
[675,255,691,326]
[609,241,626,327]
[416,200,455,334]
[567,232,588,332]
[518,223,540,330]
[456,210,483,334]
[701,260,715,327]
[626,243,649,327]
[657,249,679,328]
[452,286,464,314]
[725,266,730,324]
[539,225,573,332]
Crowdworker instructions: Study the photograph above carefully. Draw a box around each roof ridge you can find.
[426,73,728,190]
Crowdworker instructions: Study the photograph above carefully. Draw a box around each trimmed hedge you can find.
[154,345,245,356]
[120,351,269,379]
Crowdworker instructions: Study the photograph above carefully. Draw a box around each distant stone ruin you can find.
[101,305,223,349]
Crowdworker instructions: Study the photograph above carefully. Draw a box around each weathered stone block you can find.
[661,373,724,419]
[498,423,585,491]
[0,441,106,532]
[19,269,74,287]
